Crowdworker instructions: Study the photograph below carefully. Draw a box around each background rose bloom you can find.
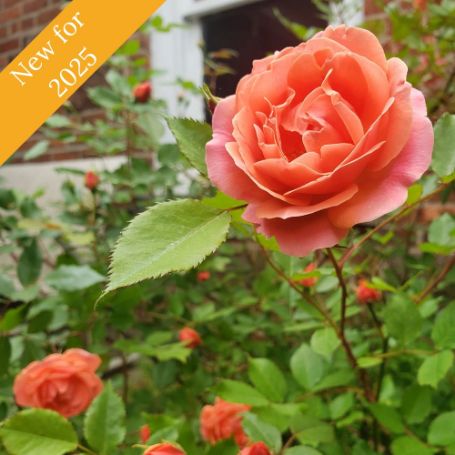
[144,443,185,455]
[206,25,433,256]
[13,348,103,418]
[356,279,382,304]
[200,397,250,447]
[178,327,202,349]
[240,441,272,455]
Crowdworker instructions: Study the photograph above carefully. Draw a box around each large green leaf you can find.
[391,436,434,455]
[417,350,454,388]
[285,448,323,455]
[368,403,405,434]
[46,265,105,292]
[17,239,42,287]
[248,358,287,403]
[290,413,334,446]
[432,113,455,180]
[0,409,78,455]
[310,328,340,360]
[167,117,212,175]
[428,411,455,446]
[242,413,282,453]
[432,302,455,349]
[383,298,422,346]
[83,383,126,454]
[104,200,231,294]
[290,344,326,390]
[401,385,433,424]
[216,380,269,406]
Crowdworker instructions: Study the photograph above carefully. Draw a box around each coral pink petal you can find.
[329,91,433,228]
[259,213,348,257]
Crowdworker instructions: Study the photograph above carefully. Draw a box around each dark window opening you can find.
[202,0,326,106]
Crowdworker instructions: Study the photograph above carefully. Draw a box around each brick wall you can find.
[0,0,65,70]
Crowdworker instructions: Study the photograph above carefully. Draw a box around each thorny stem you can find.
[77,444,97,455]
[339,183,448,268]
[258,242,375,401]
[415,254,455,304]
[326,249,348,334]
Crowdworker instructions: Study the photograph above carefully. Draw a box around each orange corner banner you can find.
[0,0,166,166]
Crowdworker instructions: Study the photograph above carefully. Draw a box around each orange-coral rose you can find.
[206,25,433,257]
[13,348,103,418]
[144,443,185,455]
[240,442,272,455]
[298,262,318,287]
[200,397,250,447]
[134,81,152,103]
[178,327,202,349]
[356,279,381,304]
[140,424,152,443]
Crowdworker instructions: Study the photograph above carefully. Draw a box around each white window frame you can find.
[151,0,363,123]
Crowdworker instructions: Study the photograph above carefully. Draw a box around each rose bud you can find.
[356,279,381,304]
[13,348,103,418]
[140,424,152,444]
[85,170,100,191]
[240,442,273,455]
[178,327,202,349]
[197,271,211,282]
[144,443,186,455]
[206,25,433,257]
[134,81,152,103]
[200,397,250,448]
[298,262,318,287]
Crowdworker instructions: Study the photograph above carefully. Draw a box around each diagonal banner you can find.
[0,0,166,166]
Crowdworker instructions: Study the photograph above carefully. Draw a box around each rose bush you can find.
[13,349,103,418]
[207,25,434,256]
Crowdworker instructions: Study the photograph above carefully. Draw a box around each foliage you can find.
[0,8,455,455]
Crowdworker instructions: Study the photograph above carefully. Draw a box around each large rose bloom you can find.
[144,443,185,455]
[206,25,433,256]
[13,348,103,418]
[240,442,272,455]
[200,397,250,447]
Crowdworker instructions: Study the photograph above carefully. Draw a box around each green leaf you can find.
[248,358,287,403]
[216,380,269,406]
[0,337,11,375]
[383,298,422,345]
[432,302,455,349]
[391,436,434,455]
[104,200,231,294]
[17,239,42,287]
[285,448,323,455]
[329,393,354,420]
[45,115,72,128]
[417,350,454,388]
[428,214,455,248]
[291,414,334,446]
[290,343,326,390]
[83,383,126,454]
[167,117,212,175]
[242,413,282,453]
[46,265,105,292]
[24,140,49,161]
[0,409,78,455]
[428,411,455,446]
[368,403,405,434]
[401,385,433,424]
[432,113,455,179]
[310,328,340,360]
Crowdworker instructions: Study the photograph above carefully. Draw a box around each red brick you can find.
[37,7,59,25]
[0,38,19,53]
[24,0,47,13]
[21,17,34,29]
[0,26,6,39]
[0,5,21,22]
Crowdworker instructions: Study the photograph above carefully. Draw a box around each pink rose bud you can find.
[298,262,318,287]
[13,349,103,418]
[178,327,202,349]
[206,25,433,257]
[200,397,250,448]
[197,271,211,282]
[356,279,381,304]
[144,443,186,455]
[84,171,100,190]
[134,81,152,103]
[240,442,273,455]
[140,424,152,443]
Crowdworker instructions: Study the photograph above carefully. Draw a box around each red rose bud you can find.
[144,443,185,455]
[134,81,152,103]
[356,279,381,304]
[240,442,273,455]
[84,171,100,191]
[139,424,151,444]
[197,271,210,282]
[298,262,318,287]
[178,327,202,349]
